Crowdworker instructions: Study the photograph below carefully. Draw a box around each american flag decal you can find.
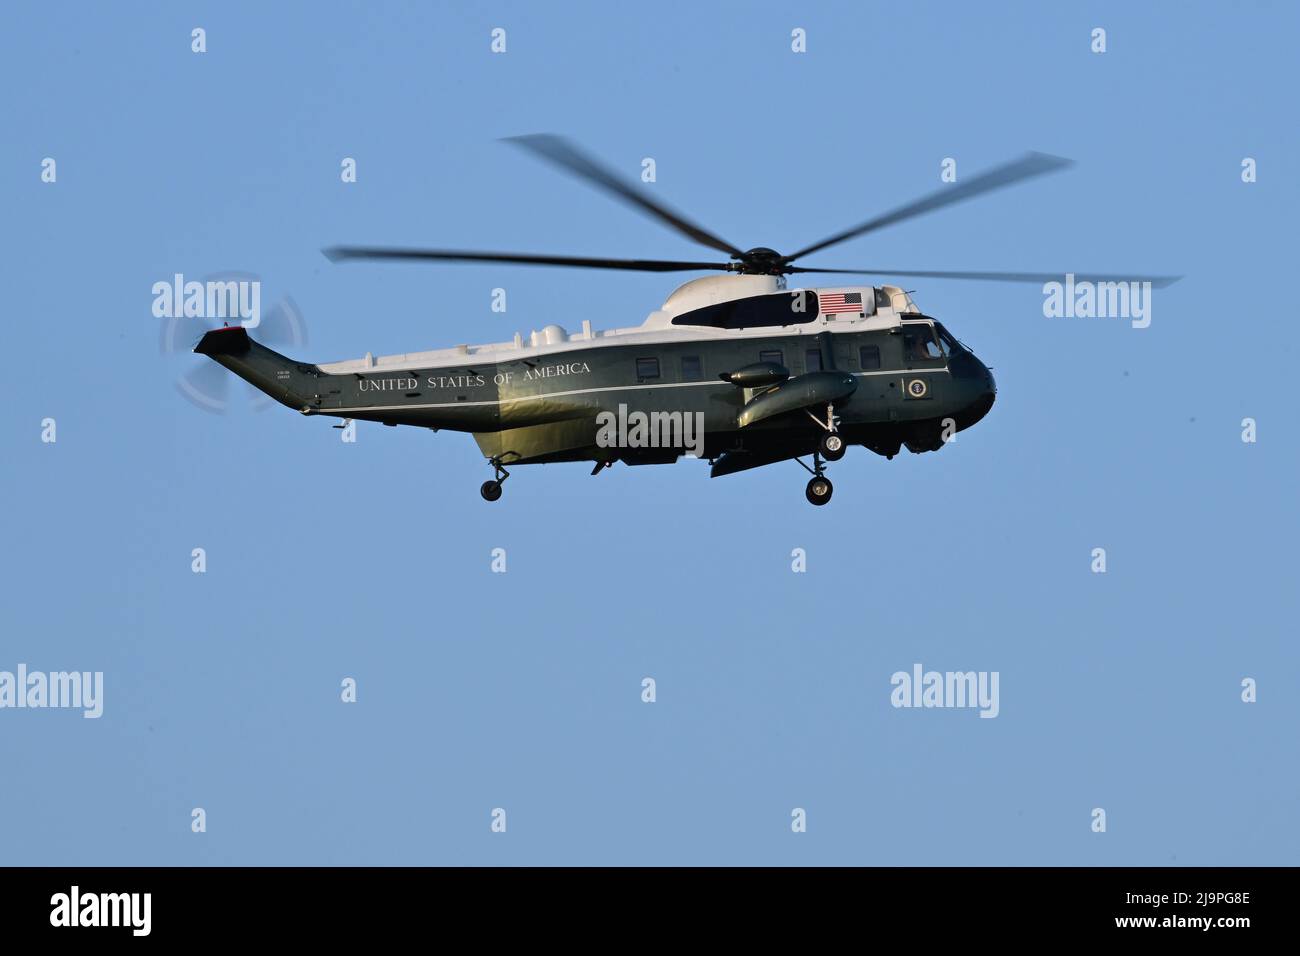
[820,291,863,315]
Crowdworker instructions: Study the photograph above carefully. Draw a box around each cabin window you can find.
[902,325,944,366]
[859,345,881,370]
[681,355,703,381]
[636,357,661,381]
[671,291,820,329]
[805,349,823,372]
[759,349,784,367]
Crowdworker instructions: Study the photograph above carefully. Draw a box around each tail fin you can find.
[194,326,319,412]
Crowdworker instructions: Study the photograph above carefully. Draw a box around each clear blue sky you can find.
[2,1,1297,865]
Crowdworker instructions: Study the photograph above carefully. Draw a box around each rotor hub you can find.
[733,247,789,275]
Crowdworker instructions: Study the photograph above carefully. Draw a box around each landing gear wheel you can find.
[820,432,846,461]
[482,456,512,501]
[805,476,833,506]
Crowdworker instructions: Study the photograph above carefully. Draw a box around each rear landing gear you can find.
[480,457,511,502]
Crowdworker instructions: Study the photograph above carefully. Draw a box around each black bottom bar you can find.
[0,866,1280,941]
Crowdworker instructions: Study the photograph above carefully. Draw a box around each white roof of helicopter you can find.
[316,275,918,374]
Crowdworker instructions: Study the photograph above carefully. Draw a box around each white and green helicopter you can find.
[196,136,1176,505]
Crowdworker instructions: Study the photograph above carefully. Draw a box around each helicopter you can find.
[195,135,1177,505]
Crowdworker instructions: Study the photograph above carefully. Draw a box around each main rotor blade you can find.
[324,246,732,273]
[787,265,1181,288]
[786,152,1076,262]
[504,134,744,258]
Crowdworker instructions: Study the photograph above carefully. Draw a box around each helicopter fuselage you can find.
[196,278,997,476]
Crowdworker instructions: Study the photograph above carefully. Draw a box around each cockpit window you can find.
[935,323,962,355]
[672,291,819,329]
[902,324,944,365]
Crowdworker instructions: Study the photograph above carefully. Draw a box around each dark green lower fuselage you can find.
[196,321,996,474]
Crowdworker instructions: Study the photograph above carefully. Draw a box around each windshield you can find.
[935,322,965,355]
[902,323,943,364]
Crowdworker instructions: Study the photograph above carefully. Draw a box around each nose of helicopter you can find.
[963,376,996,428]
[948,351,997,429]
[979,359,995,403]
[971,360,996,423]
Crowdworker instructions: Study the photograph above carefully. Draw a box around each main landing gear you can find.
[806,402,845,461]
[795,401,842,505]
[480,457,511,502]
[819,432,845,461]
[797,451,834,506]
